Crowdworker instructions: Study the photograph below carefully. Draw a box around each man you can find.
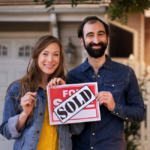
[67,16,145,150]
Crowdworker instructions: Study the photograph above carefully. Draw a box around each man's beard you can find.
[83,39,108,58]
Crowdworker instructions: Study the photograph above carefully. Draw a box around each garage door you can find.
[0,38,38,150]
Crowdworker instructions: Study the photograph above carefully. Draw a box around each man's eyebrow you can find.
[98,30,105,34]
[86,32,93,36]
[86,30,106,36]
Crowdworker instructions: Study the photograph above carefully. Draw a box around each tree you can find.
[108,0,150,24]
[124,121,141,150]
[34,0,150,24]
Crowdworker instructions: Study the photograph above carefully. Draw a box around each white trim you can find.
[0,14,51,22]
[106,19,138,60]
[145,8,150,17]
[0,5,106,22]
[0,5,106,14]
[140,13,145,63]
[51,13,59,38]
[57,14,105,22]
[0,12,106,22]
[0,32,51,38]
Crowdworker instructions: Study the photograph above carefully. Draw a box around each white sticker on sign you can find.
[53,85,96,123]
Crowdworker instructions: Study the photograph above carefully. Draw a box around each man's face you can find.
[80,21,109,58]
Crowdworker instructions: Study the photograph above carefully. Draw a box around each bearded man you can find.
[67,16,145,150]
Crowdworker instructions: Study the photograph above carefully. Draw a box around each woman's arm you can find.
[0,83,36,139]
[0,83,21,139]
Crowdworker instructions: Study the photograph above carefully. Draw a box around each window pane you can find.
[109,24,133,58]
[19,52,23,56]
[25,51,30,56]
[19,47,24,51]
[3,46,7,50]
[19,47,24,57]
[31,47,33,53]
[0,45,8,56]
[3,50,7,56]
[25,45,30,57]
[19,45,33,57]
[25,45,30,50]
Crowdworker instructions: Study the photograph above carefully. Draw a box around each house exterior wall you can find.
[127,13,143,62]
[126,13,145,77]
[58,22,83,70]
[145,18,150,66]
[113,13,143,62]
[106,13,144,78]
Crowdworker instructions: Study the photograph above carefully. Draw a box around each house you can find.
[0,1,149,149]
[0,1,107,149]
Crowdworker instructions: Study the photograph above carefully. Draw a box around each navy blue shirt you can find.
[66,55,145,150]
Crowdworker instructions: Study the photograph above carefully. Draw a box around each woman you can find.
[0,35,83,150]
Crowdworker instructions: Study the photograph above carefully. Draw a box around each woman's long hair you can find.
[6,35,67,122]
[20,35,67,94]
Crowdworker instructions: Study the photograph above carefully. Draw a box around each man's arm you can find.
[112,69,145,121]
[96,68,145,122]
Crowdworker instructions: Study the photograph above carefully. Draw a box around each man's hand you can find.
[95,91,115,111]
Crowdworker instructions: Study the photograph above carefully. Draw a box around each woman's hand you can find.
[47,78,66,88]
[20,92,37,117]
[17,92,37,131]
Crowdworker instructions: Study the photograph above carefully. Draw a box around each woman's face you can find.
[38,42,60,79]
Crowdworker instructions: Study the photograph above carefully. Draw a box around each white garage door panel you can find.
[0,86,8,100]
[0,37,38,150]
[0,109,3,123]
[0,99,14,149]
[0,40,11,60]
[0,136,14,149]
[0,135,7,141]
[0,71,8,84]
[0,69,14,87]
[14,68,26,80]
[0,96,5,108]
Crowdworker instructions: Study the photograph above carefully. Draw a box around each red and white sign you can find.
[47,82,101,125]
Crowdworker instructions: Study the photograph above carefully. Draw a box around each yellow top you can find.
[37,84,59,150]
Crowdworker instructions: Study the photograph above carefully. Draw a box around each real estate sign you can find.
[47,82,101,125]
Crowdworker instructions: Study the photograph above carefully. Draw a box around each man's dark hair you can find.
[77,16,109,38]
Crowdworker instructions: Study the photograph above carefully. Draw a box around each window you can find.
[0,45,8,56]
[18,45,33,57]
[109,24,133,58]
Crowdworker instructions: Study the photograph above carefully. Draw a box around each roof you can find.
[0,0,111,6]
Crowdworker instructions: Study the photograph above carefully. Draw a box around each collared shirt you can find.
[66,55,145,150]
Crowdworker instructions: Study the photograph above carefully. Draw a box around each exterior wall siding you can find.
[145,18,150,66]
